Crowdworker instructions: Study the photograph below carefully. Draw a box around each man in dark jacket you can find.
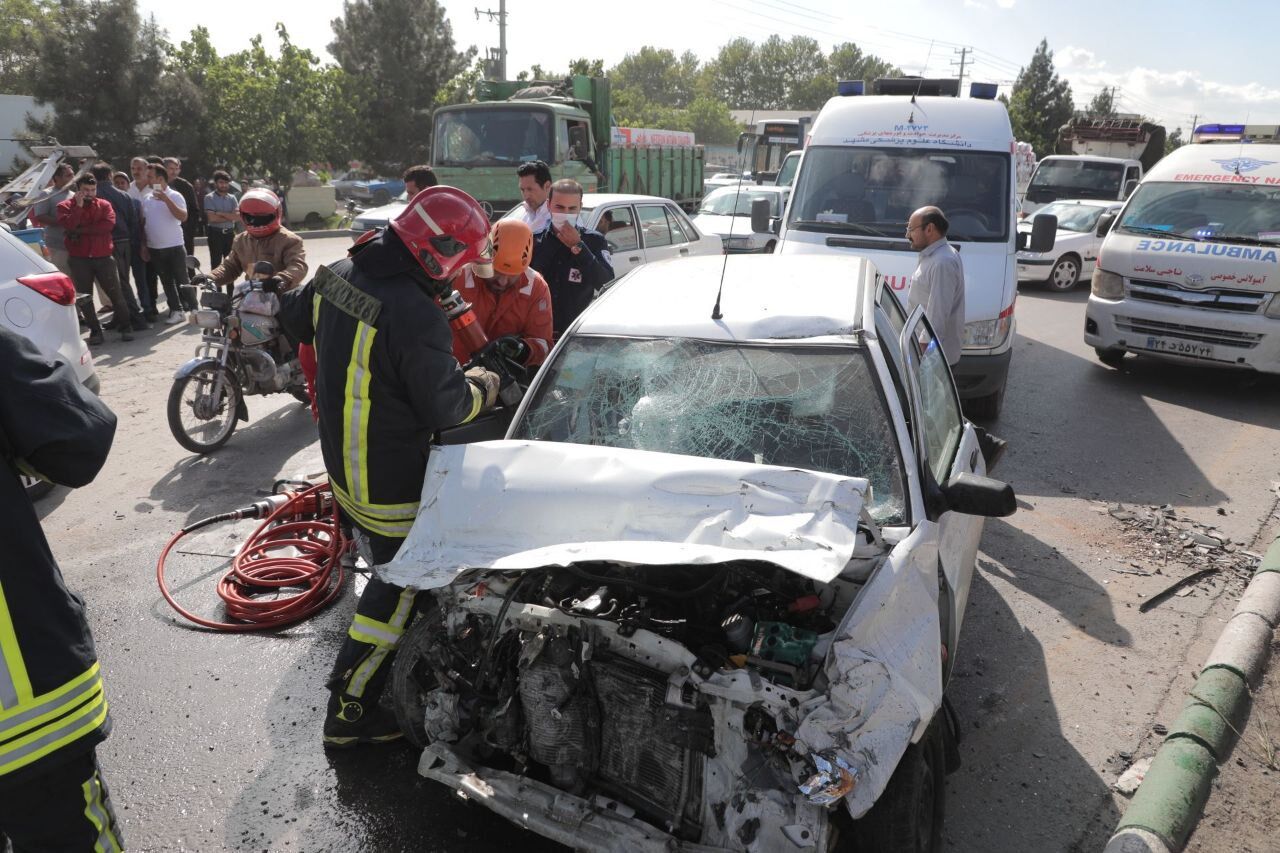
[0,327,124,851]
[530,178,614,337]
[90,161,149,331]
[165,156,200,255]
[277,187,500,748]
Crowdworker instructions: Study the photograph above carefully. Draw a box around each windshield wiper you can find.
[1194,233,1277,248]
[792,219,893,237]
[1120,224,1183,239]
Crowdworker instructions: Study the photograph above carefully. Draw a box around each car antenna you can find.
[908,41,935,123]
[714,109,757,320]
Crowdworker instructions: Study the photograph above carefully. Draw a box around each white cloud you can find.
[963,0,988,8]
[1068,65,1280,127]
[994,0,1017,7]
[1058,46,1106,71]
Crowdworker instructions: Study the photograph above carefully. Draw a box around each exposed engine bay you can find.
[395,559,877,851]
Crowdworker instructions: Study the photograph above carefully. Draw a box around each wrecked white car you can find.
[382,255,1016,851]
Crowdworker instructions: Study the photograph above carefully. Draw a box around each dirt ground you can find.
[1184,629,1280,853]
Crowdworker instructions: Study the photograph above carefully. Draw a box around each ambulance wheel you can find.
[963,384,1005,421]
[1095,347,1127,368]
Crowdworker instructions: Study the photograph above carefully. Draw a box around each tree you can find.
[0,0,52,94]
[1165,126,1184,156]
[683,96,740,144]
[1007,39,1074,159]
[329,0,471,170]
[827,42,899,86]
[705,38,758,109]
[25,0,167,165]
[1086,86,1116,118]
[610,47,700,108]
[568,57,604,77]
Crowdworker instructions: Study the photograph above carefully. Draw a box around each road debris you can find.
[1102,502,1262,603]
[1113,756,1153,795]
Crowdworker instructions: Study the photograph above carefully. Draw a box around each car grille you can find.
[1127,279,1268,314]
[591,657,704,836]
[1115,315,1263,349]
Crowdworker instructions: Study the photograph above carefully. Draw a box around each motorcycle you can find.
[167,259,309,454]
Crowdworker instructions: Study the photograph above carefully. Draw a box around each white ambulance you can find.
[1084,144,1280,372]
[773,80,1056,418]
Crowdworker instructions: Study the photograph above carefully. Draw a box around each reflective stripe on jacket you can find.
[277,229,483,540]
[0,327,117,785]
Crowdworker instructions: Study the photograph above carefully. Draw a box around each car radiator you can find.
[591,657,706,837]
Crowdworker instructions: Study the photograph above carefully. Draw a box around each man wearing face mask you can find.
[449,219,553,371]
[530,178,613,338]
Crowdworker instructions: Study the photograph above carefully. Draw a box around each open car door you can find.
[898,306,985,679]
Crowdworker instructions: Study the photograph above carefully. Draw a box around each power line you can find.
[740,0,838,27]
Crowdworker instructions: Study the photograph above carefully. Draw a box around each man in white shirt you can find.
[513,160,552,234]
[140,163,192,325]
[127,157,160,319]
[906,206,966,366]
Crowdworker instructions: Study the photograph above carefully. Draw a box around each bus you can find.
[738,118,809,184]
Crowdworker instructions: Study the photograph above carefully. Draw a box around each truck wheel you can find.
[841,718,945,853]
[963,383,1005,421]
[1046,255,1081,292]
[1095,347,1127,368]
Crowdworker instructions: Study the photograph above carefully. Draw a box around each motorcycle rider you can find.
[276,186,501,748]
[449,218,553,371]
[204,188,307,293]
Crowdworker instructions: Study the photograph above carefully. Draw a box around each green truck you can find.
[431,76,705,217]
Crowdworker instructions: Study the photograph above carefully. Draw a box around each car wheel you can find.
[390,607,444,748]
[373,189,391,207]
[963,383,1005,421]
[1095,347,1127,368]
[841,717,945,853]
[304,212,323,227]
[1046,255,1081,292]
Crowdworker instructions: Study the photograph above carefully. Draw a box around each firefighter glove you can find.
[493,335,530,365]
[465,366,501,411]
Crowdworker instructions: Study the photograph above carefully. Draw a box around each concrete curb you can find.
[1105,535,1280,853]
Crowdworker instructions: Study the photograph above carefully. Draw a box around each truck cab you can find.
[774,79,1056,418]
[1023,155,1142,216]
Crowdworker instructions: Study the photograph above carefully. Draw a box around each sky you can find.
[137,0,1280,129]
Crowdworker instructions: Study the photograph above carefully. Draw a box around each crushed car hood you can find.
[380,440,872,589]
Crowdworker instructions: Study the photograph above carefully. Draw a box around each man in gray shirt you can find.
[906,205,966,366]
[30,163,75,273]
[203,170,239,269]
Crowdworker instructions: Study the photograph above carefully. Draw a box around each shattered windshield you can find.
[513,336,907,524]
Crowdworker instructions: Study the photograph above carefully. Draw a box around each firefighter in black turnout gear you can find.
[277,187,500,748]
[0,327,125,851]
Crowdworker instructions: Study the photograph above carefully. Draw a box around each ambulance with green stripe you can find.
[1085,144,1280,371]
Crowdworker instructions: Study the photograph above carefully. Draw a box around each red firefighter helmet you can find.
[239,188,282,238]
[390,186,491,280]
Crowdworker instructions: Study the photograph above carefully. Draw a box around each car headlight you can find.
[962,313,1013,349]
[352,220,371,231]
[1266,294,1280,319]
[1091,268,1124,300]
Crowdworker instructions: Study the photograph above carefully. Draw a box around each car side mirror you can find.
[1096,212,1117,238]
[1123,179,1138,199]
[751,197,771,234]
[940,472,1016,518]
[1028,213,1057,253]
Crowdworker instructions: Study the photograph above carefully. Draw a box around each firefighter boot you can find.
[322,692,404,749]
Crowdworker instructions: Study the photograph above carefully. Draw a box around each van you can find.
[1022,154,1142,215]
[1084,144,1280,372]
[773,81,1055,418]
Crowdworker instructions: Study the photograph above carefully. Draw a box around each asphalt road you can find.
[35,239,1280,852]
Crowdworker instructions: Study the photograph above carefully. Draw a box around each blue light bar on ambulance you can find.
[969,82,998,100]
[837,80,865,96]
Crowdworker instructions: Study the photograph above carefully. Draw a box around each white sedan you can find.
[1016,199,1122,291]
[692,184,789,253]
[387,254,1016,852]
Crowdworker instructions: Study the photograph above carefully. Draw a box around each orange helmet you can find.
[490,219,533,275]
[390,186,491,280]
[239,188,282,238]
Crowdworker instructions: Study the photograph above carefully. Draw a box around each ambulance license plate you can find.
[1143,336,1214,359]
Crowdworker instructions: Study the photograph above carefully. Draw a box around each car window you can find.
[514,335,907,524]
[598,205,639,252]
[878,282,907,336]
[905,317,963,484]
[673,207,700,241]
[665,207,690,243]
[637,204,673,248]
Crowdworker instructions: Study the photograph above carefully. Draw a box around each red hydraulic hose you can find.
[157,482,349,631]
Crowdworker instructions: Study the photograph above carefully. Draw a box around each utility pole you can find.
[951,47,970,95]
[474,0,507,79]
